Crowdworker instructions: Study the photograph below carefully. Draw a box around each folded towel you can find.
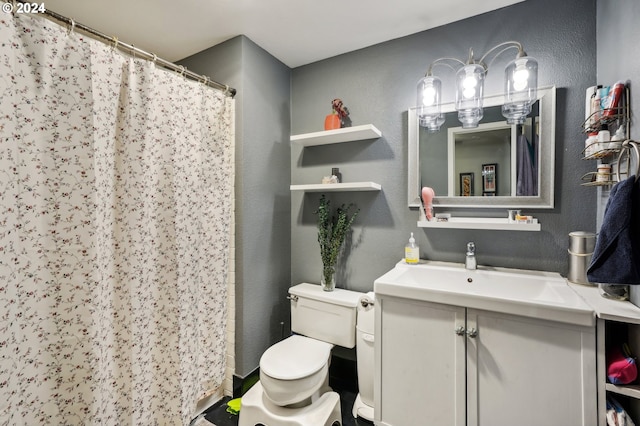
[587,176,640,285]
[607,395,636,426]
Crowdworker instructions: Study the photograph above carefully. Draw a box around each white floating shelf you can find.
[290,182,382,192]
[290,124,382,147]
[417,217,541,231]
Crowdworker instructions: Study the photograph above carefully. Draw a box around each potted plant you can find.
[324,98,350,130]
[315,195,359,291]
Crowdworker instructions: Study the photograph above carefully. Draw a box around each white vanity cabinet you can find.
[376,296,466,425]
[375,294,597,426]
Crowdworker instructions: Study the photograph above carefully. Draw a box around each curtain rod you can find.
[12,1,236,97]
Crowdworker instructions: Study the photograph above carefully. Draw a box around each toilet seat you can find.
[259,335,334,406]
[260,335,333,380]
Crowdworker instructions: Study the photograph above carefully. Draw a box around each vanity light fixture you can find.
[416,41,538,132]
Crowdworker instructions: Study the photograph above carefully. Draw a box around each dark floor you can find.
[201,356,373,426]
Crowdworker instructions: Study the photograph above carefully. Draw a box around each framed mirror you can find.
[408,86,556,209]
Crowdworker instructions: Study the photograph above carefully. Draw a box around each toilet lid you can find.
[260,335,333,380]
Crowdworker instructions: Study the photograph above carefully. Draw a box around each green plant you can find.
[315,195,359,286]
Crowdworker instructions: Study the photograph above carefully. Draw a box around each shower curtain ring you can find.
[68,19,75,34]
[179,65,186,77]
[151,53,158,63]
[112,36,119,51]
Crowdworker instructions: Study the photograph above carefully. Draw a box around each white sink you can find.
[374,260,595,326]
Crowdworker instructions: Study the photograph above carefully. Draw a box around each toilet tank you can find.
[289,283,363,348]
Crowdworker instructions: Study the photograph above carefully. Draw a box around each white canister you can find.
[596,164,611,182]
[585,133,597,157]
[585,85,598,130]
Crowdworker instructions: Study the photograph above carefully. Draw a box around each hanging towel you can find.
[587,176,640,285]
[533,133,539,195]
[516,134,537,196]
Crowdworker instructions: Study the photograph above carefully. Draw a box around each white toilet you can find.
[352,292,375,421]
[239,283,364,426]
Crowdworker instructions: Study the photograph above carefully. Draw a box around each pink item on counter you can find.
[421,187,435,220]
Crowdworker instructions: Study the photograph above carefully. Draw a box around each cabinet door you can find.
[377,296,466,426]
[467,309,597,426]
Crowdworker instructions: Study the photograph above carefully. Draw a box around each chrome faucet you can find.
[465,242,477,270]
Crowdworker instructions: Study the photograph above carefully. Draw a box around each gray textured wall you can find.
[180,0,603,377]
[594,0,639,232]
[597,0,639,140]
[180,36,292,377]
[291,0,598,294]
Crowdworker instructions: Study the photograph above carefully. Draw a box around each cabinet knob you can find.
[455,326,466,336]
[466,328,478,338]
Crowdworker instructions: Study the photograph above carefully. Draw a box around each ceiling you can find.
[43,0,524,68]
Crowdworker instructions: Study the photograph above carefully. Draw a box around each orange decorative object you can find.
[324,114,341,130]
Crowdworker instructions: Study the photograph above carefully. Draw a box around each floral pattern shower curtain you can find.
[0,12,234,425]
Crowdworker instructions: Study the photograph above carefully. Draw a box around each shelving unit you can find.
[574,84,640,423]
[580,85,630,187]
[581,181,618,187]
[290,182,381,192]
[290,124,382,147]
[417,217,540,231]
[580,171,616,187]
[582,142,624,161]
[568,283,640,425]
[606,383,640,399]
[290,124,383,193]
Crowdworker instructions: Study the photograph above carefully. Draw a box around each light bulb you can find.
[462,75,478,99]
[512,68,529,91]
[462,75,477,89]
[463,88,476,99]
[422,86,436,106]
[503,56,538,124]
[416,75,443,131]
[455,64,485,128]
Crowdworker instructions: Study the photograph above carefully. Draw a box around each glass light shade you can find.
[417,76,444,132]
[419,114,445,133]
[502,56,538,124]
[455,64,485,128]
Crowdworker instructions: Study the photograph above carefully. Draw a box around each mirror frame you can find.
[408,85,556,209]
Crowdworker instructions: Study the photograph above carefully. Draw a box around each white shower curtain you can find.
[0,12,234,425]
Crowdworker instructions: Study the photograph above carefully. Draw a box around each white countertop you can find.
[568,282,640,325]
[374,261,595,326]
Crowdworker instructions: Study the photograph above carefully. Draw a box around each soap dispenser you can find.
[405,232,419,264]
